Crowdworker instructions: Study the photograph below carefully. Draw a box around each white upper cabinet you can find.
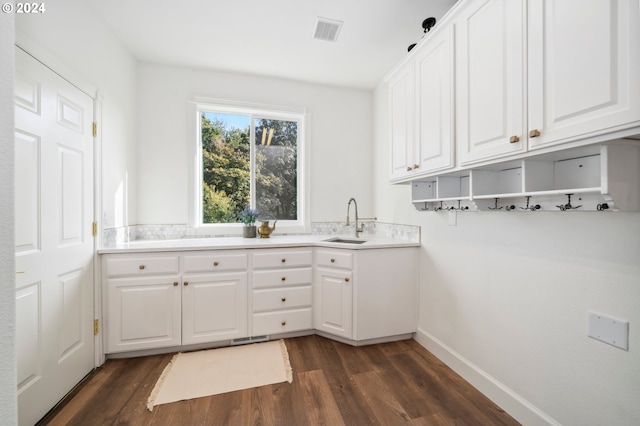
[527,0,640,149]
[414,26,455,174]
[388,64,415,181]
[388,25,455,182]
[456,0,526,165]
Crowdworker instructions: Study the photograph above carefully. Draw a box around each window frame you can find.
[188,99,309,236]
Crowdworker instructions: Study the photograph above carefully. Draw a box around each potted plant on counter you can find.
[238,206,260,238]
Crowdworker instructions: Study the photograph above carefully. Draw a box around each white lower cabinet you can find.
[181,272,247,345]
[104,251,249,354]
[314,265,353,339]
[106,275,182,353]
[314,247,418,342]
[251,248,313,336]
[103,245,419,354]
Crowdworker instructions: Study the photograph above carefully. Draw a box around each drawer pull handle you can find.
[173,282,179,286]
[345,278,350,282]
[330,258,335,263]
[529,129,541,138]
[281,258,286,263]
[281,297,286,302]
[281,321,286,326]
[281,277,286,281]
[213,261,219,267]
[139,265,145,270]
[184,281,189,286]
[509,135,520,143]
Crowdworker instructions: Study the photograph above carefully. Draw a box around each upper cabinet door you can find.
[414,26,455,174]
[456,0,526,165]
[527,0,640,149]
[388,64,415,181]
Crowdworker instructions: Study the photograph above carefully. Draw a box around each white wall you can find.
[0,12,17,425]
[136,63,374,225]
[373,83,640,425]
[15,0,139,229]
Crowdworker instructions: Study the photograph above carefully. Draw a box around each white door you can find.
[313,268,352,339]
[527,0,640,149]
[456,0,526,165]
[106,276,182,353]
[414,25,454,174]
[14,48,95,426]
[181,272,248,345]
[388,64,415,182]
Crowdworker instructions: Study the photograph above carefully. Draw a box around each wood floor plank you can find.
[298,369,345,426]
[41,335,520,426]
[352,369,413,424]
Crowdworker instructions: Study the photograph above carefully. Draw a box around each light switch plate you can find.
[588,311,629,350]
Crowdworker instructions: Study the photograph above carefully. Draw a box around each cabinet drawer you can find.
[252,308,312,336]
[253,286,312,312]
[104,255,180,277]
[183,252,247,273]
[253,268,312,289]
[252,249,312,269]
[315,249,353,269]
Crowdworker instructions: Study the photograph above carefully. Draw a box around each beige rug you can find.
[147,340,293,411]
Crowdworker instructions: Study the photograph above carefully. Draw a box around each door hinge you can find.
[92,221,98,237]
[92,122,97,137]
[93,319,99,335]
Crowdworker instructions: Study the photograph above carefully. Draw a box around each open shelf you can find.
[411,142,640,211]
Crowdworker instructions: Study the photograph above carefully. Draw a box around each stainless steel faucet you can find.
[346,197,364,238]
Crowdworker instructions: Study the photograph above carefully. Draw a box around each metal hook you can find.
[420,202,429,211]
[596,203,609,211]
[434,201,444,212]
[488,198,503,210]
[453,200,468,211]
[556,194,581,211]
[520,196,541,211]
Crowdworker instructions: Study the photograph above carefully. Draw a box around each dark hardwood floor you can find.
[39,335,520,426]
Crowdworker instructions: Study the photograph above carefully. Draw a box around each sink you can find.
[323,237,367,244]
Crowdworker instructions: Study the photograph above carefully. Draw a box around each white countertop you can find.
[98,234,419,254]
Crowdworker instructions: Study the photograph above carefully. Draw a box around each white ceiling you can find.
[90,0,457,89]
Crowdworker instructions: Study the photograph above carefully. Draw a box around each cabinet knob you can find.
[529,129,541,138]
[330,258,335,263]
[281,276,286,281]
[281,258,286,263]
[183,281,189,286]
[281,321,287,326]
[213,261,219,267]
[509,135,520,143]
[345,278,350,282]
[281,297,286,302]
[406,166,412,172]
[413,164,420,169]
[173,281,179,287]
[139,265,145,270]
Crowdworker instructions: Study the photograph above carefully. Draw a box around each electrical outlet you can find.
[588,311,629,351]
[448,210,457,226]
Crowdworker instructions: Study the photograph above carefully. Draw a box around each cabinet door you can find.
[181,272,248,345]
[107,276,181,353]
[388,64,415,181]
[313,268,352,339]
[456,0,526,164]
[528,0,640,149]
[414,26,455,173]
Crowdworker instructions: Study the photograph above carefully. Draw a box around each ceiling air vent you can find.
[313,17,343,42]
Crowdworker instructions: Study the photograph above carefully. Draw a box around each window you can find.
[190,101,308,234]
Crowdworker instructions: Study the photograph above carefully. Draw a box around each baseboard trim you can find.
[414,328,560,426]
